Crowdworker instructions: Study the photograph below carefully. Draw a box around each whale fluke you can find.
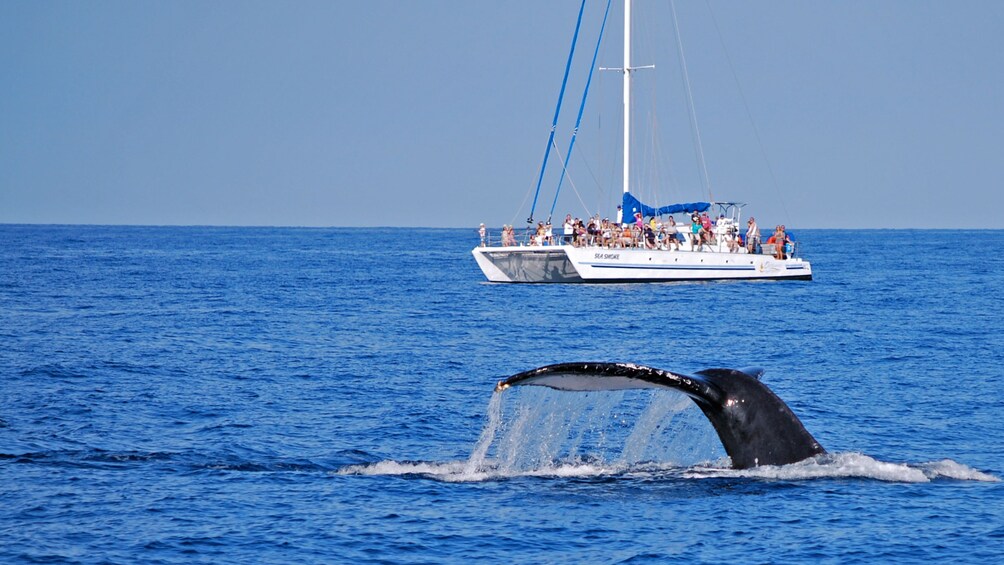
[495,362,825,469]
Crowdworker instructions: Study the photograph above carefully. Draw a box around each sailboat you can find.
[472,0,812,283]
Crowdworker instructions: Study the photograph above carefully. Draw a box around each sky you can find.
[2,0,1003,229]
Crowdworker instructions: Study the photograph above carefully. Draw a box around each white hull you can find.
[472,244,811,283]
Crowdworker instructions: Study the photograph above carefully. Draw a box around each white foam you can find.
[338,458,622,482]
[339,460,457,476]
[338,453,998,484]
[685,452,1000,483]
[917,458,1000,482]
[686,453,929,482]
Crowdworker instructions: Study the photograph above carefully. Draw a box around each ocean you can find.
[1,225,1002,563]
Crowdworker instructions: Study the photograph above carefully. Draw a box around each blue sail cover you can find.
[622,192,710,220]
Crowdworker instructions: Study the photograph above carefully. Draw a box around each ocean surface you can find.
[1,225,1002,563]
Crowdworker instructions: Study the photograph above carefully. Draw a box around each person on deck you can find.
[728,229,741,253]
[533,222,545,246]
[479,223,486,247]
[690,213,702,250]
[746,217,760,254]
[665,217,680,250]
[644,224,657,248]
[781,225,793,258]
[773,225,787,259]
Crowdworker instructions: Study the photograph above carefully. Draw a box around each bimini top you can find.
[622,192,710,219]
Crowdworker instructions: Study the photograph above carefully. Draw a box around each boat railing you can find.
[479,228,801,258]
[758,241,800,259]
[481,232,501,247]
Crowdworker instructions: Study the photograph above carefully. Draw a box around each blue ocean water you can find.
[1,225,1002,563]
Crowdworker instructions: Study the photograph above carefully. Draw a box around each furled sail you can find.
[622,192,710,220]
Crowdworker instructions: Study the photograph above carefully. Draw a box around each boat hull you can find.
[472,245,811,283]
[472,247,584,283]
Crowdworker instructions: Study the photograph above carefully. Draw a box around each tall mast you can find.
[622,0,631,195]
[601,1,649,199]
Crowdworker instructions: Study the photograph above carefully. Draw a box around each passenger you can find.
[773,225,787,259]
[699,213,712,244]
[479,223,486,247]
[781,225,792,258]
[746,217,760,254]
[664,221,680,251]
[727,229,741,253]
[544,221,553,245]
[621,224,631,248]
[575,220,587,247]
[562,214,573,244]
[533,221,545,246]
[690,213,701,250]
[616,205,623,225]
[644,224,657,248]
[710,213,726,246]
[623,225,637,248]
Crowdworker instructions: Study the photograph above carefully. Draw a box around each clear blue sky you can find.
[2,1,1002,229]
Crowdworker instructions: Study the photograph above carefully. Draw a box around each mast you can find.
[622,0,631,195]
[601,1,650,200]
[617,1,652,195]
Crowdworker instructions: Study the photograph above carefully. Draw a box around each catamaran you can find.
[472,0,812,283]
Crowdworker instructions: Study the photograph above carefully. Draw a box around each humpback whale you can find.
[495,363,825,470]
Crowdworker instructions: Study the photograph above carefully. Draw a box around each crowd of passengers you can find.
[481,210,794,259]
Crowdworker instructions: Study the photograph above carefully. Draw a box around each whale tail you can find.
[494,363,825,470]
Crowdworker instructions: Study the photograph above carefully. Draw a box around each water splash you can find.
[440,387,721,479]
[462,391,503,476]
[337,387,1000,484]
[490,389,640,473]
